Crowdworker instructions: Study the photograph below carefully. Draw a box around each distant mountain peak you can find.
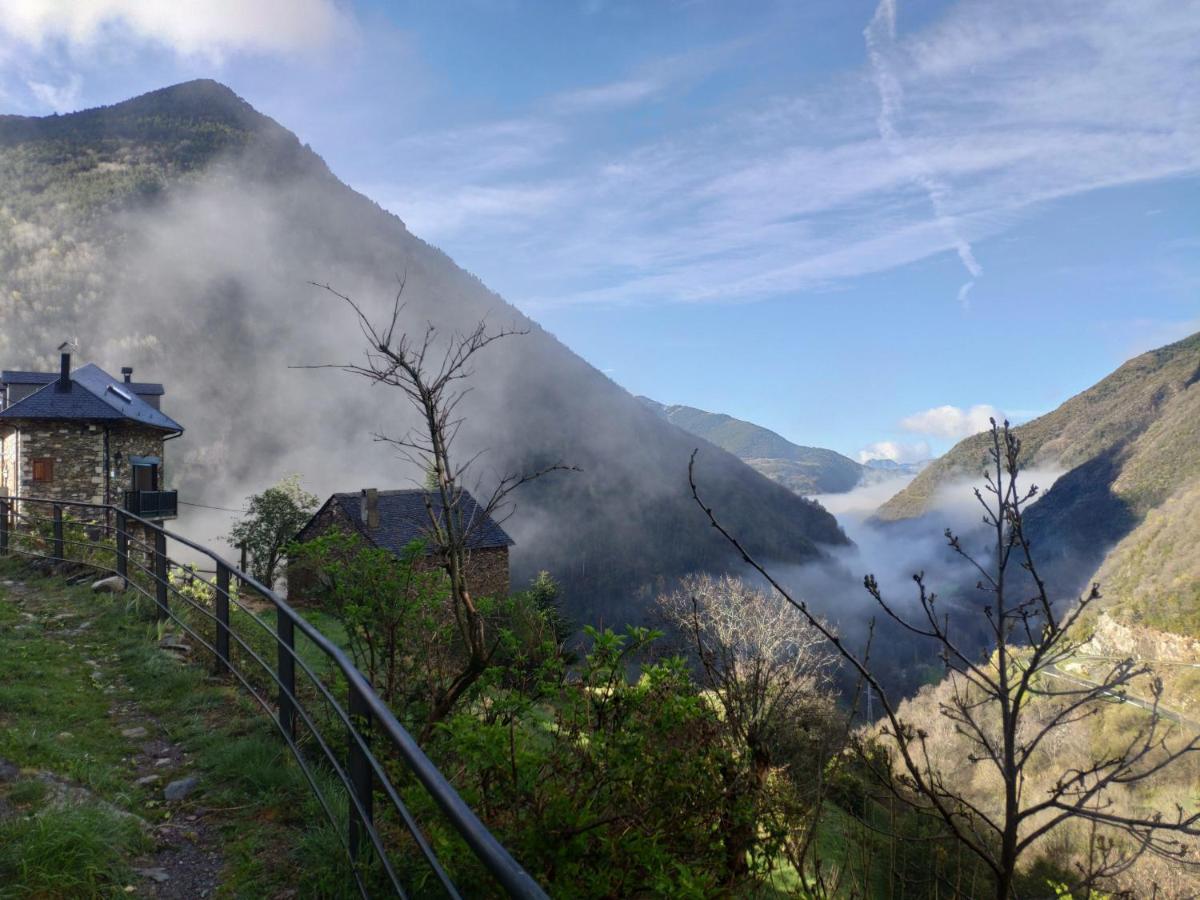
[0,77,287,151]
[638,396,864,494]
[110,78,265,125]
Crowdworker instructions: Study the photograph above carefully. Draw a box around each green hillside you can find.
[876,332,1200,522]
[1087,477,1200,637]
[640,398,864,493]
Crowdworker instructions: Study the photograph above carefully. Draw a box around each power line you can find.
[178,500,247,514]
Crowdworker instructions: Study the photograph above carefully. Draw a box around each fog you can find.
[1,121,846,628]
[730,465,1068,695]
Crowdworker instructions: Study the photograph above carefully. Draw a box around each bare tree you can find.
[304,280,575,736]
[689,421,1200,899]
[658,573,847,892]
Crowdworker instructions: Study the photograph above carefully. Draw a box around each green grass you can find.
[0,559,365,898]
[0,804,150,898]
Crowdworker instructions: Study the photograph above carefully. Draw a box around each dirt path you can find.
[1,575,228,897]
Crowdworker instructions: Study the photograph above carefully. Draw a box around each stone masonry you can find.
[0,422,168,508]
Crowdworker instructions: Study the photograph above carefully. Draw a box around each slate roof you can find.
[317,489,513,556]
[1,370,165,395]
[0,364,183,432]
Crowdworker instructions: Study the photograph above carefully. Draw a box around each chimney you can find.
[121,366,133,384]
[58,352,71,390]
[360,488,380,529]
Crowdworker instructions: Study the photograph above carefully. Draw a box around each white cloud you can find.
[0,0,351,58]
[550,77,664,113]
[864,0,981,302]
[374,0,1200,310]
[858,440,931,464]
[387,119,565,182]
[26,72,81,111]
[390,182,570,241]
[900,403,1001,439]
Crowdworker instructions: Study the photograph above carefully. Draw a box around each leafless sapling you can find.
[689,420,1200,899]
[303,279,575,737]
[658,573,844,889]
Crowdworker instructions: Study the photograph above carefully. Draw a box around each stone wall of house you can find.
[285,500,348,602]
[463,547,511,600]
[107,425,171,503]
[16,423,106,506]
[0,429,17,500]
[0,423,170,544]
[6,423,167,509]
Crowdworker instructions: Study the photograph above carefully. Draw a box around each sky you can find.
[0,0,1197,463]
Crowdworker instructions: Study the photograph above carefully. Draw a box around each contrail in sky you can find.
[864,0,982,306]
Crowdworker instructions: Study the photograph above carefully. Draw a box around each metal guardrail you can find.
[0,495,547,900]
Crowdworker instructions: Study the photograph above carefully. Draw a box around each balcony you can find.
[123,490,178,520]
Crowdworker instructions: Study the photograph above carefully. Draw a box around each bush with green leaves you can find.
[420,626,751,897]
[286,529,456,726]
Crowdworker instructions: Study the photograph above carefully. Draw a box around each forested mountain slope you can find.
[639,398,865,494]
[1087,476,1200,637]
[0,80,847,626]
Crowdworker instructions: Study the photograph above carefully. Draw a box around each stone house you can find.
[0,352,184,520]
[289,488,513,603]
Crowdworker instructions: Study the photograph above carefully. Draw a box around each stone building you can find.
[289,488,513,603]
[0,352,184,520]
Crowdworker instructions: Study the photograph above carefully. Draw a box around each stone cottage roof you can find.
[0,363,183,433]
[308,489,514,557]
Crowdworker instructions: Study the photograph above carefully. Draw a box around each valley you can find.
[1,72,1197,900]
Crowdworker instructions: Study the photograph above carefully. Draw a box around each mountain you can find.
[639,398,865,494]
[1086,477,1200,637]
[0,80,848,625]
[875,331,1200,598]
[863,458,931,478]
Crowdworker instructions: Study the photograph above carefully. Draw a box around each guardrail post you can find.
[348,682,374,859]
[115,511,128,581]
[52,504,64,562]
[154,530,168,621]
[0,500,8,557]
[215,563,231,674]
[277,608,295,738]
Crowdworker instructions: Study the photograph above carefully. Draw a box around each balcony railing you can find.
[123,489,178,520]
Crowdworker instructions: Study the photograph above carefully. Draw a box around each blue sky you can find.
[1,0,1197,462]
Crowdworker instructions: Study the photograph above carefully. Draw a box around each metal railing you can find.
[122,489,179,519]
[0,495,547,900]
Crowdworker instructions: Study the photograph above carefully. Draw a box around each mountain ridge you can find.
[0,79,848,626]
[638,397,865,494]
[874,330,1200,599]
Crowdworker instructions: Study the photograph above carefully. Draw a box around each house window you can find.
[32,458,53,483]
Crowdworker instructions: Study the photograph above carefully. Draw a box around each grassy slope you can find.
[876,331,1200,522]
[1087,477,1200,636]
[0,562,355,898]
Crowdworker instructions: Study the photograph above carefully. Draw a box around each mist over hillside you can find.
[0,80,849,628]
[875,331,1200,602]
